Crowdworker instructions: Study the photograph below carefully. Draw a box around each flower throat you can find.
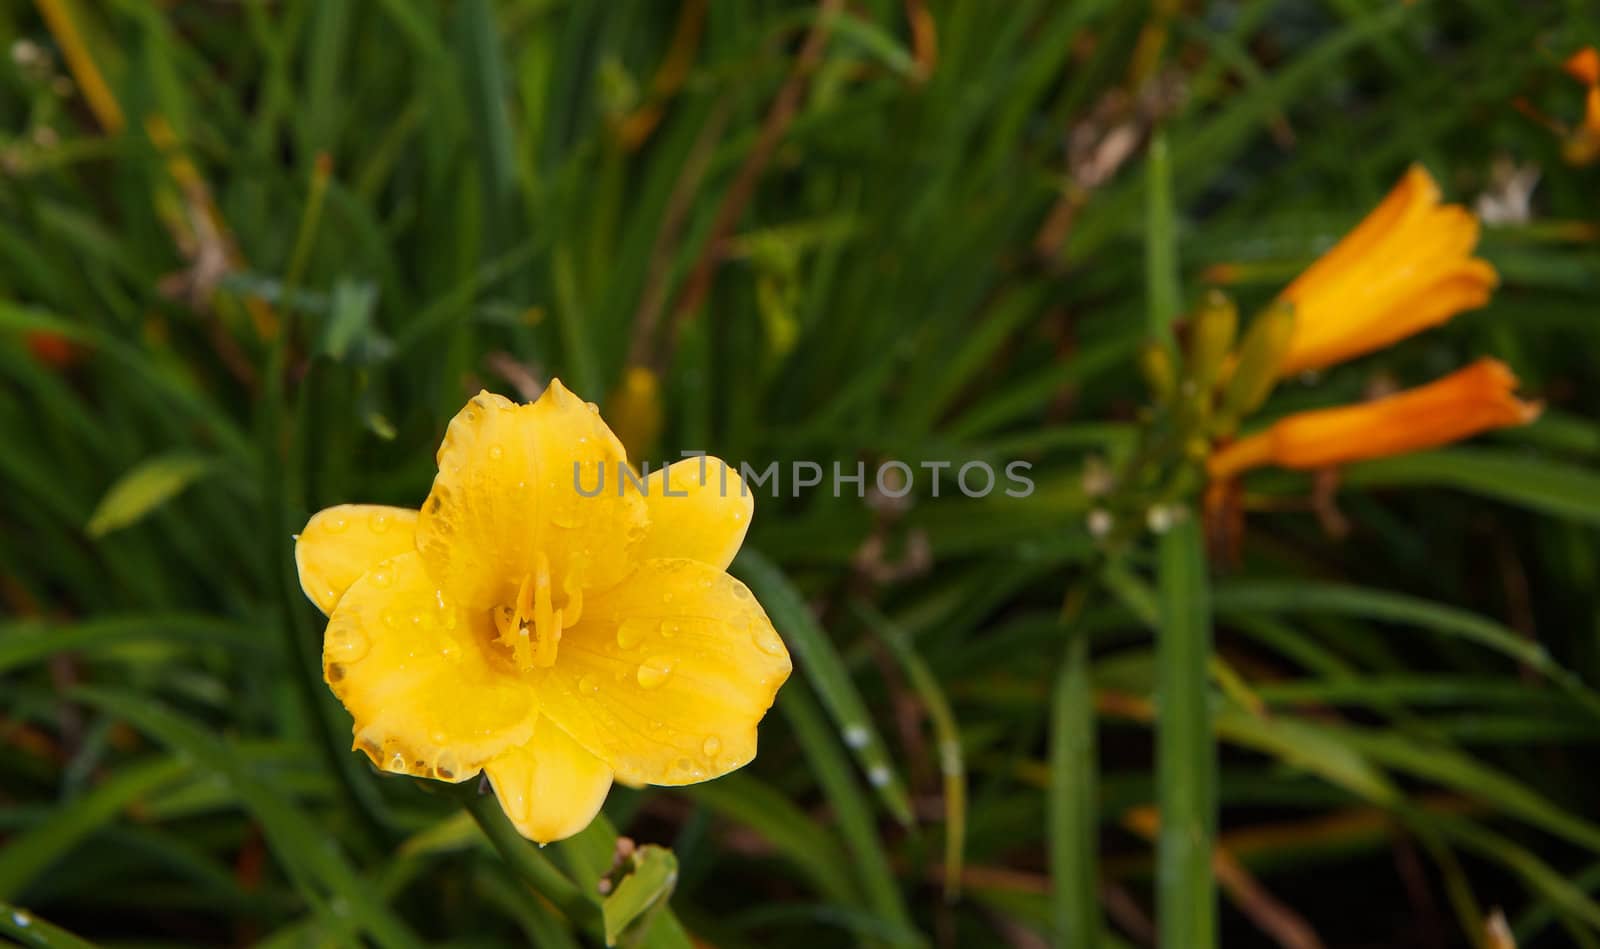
[492,551,582,670]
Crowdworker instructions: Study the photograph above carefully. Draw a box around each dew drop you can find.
[579,674,601,695]
[868,764,891,787]
[661,620,680,639]
[488,445,504,460]
[636,656,675,690]
[702,735,722,758]
[372,569,394,589]
[324,515,349,533]
[843,724,870,749]
[615,617,651,650]
[12,910,30,927]
[370,512,391,533]
[751,624,786,657]
[388,752,406,772]
[326,627,370,662]
[381,609,400,629]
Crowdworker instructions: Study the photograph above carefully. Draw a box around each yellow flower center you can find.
[491,551,583,671]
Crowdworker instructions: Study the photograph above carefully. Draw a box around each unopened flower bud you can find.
[1188,289,1238,395]
[1139,340,1176,404]
[1219,301,1296,425]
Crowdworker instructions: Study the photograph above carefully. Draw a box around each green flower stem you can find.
[1156,518,1217,948]
[460,788,602,932]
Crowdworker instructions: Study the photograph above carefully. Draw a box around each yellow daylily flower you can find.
[1275,165,1498,376]
[295,381,791,843]
[1208,358,1541,480]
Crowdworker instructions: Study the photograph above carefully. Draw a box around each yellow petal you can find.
[416,383,647,610]
[323,551,538,780]
[631,457,752,570]
[537,558,791,787]
[295,505,418,615]
[483,717,614,844]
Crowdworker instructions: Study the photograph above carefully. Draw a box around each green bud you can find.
[1139,339,1176,404]
[1188,289,1238,395]
[1219,300,1296,424]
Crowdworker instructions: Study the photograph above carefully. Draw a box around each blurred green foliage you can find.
[2,1,1599,946]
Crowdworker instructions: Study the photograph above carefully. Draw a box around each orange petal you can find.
[1564,47,1600,87]
[1209,358,1541,479]
[1276,166,1495,374]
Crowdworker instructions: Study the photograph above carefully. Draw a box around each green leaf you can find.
[733,549,915,826]
[0,902,97,949]
[1343,448,1600,526]
[0,614,267,674]
[86,452,216,538]
[72,687,422,949]
[1049,607,1101,947]
[0,757,188,900]
[856,602,967,902]
[603,845,679,948]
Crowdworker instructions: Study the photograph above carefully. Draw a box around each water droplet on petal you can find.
[372,569,394,588]
[387,752,406,772]
[325,516,349,533]
[370,513,391,533]
[381,610,400,629]
[579,674,600,695]
[326,626,370,662]
[702,735,722,758]
[636,656,675,690]
[488,445,504,460]
[616,617,651,650]
[752,624,785,657]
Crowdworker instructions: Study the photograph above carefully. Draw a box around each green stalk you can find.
[461,788,601,933]
[1156,517,1216,947]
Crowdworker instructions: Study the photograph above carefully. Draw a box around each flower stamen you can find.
[492,552,583,671]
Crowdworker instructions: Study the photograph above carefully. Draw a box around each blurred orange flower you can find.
[1208,359,1541,480]
[26,331,81,369]
[1275,165,1496,376]
[1564,47,1600,86]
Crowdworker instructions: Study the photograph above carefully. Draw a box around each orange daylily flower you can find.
[1564,85,1600,165]
[1208,359,1541,480]
[1564,47,1600,87]
[1275,165,1497,376]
